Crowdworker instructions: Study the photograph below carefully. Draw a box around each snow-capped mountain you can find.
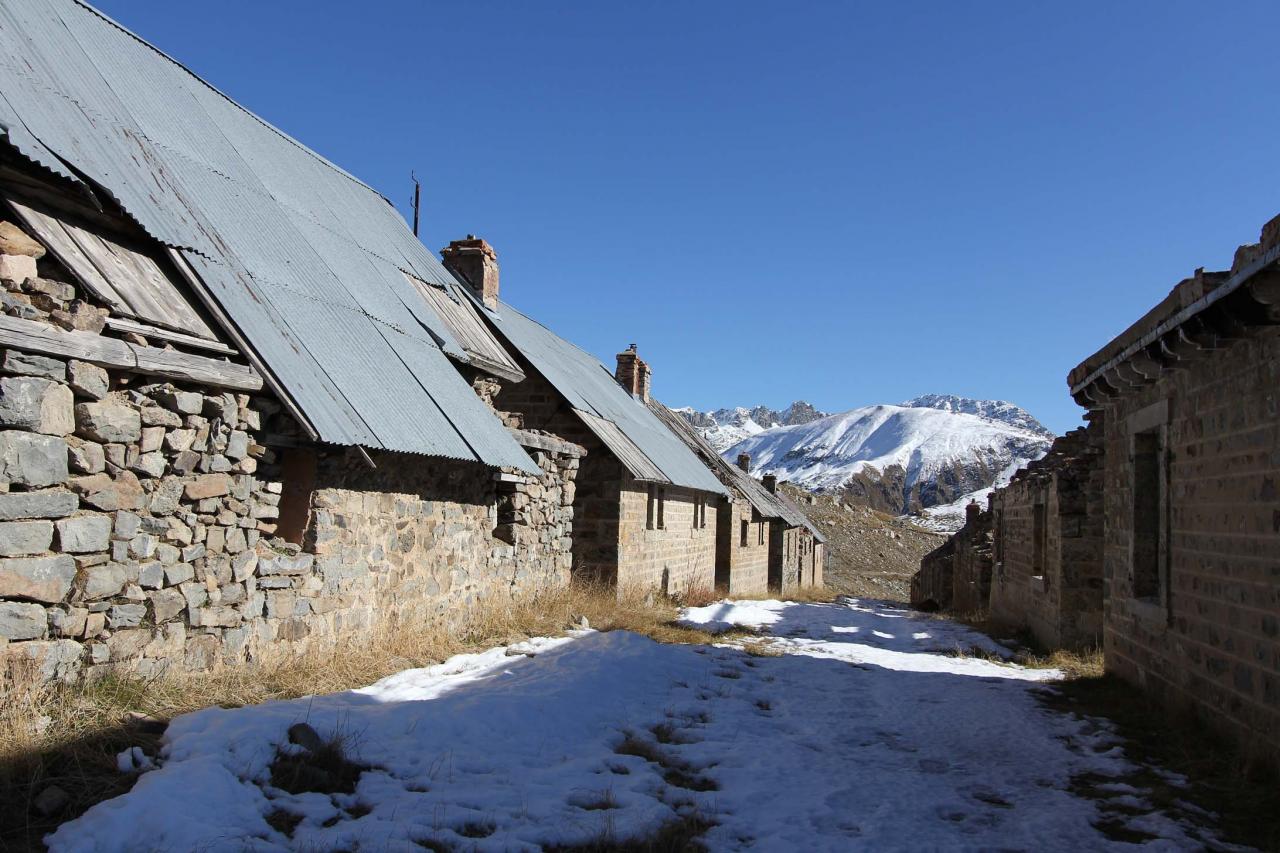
[673,401,827,452]
[902,394,1054,438]
[721,402,1052,514]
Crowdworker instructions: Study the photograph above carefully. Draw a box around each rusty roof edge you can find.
[1069,242,1280,397]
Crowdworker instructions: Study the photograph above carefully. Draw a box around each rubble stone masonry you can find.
[0,234,581,681]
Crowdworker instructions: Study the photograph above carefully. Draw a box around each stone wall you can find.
[989,423,1104,651]
[1098,324,1280,761]
[492,350,721,596]
[912,502,993,613]
[1,224,583,681]
[488,356,622,583]
[617,477,717,595]
[715,498,769,596]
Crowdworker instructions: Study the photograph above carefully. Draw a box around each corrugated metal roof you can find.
[647,398,816,531]
[484,303,728,496]
[0,0,537,474]
[411,276,525,382]
[573,409,668,482]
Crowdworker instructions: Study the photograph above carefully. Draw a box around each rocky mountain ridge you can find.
[691,397,1052,518]
[672,401,828,451]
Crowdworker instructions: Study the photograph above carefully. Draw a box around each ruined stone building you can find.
[915,214,1280,763]
[912,501,993,615]
[914,424,1106,648]
[1068,218,1280,764]
[986,423,1105,651]
[646,403,827,596]
[0,0,719,681]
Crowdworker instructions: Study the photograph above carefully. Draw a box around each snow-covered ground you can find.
[50,599,1222,852]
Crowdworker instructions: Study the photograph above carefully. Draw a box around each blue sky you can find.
[94,1,1280,433]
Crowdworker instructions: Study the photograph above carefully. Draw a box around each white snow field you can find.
[50,599,1222,852]
[723,404,1051,495]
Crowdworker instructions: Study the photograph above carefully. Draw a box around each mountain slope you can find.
[674,401,827,452]
[724,404,1051,513]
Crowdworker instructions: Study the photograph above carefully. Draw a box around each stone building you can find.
[460,279,728,595]
[986,423,1105,650]
[911,416,1108,651]
[912,501,993,614]
[0,0,587,680]
[646,402,826,596]
[1068,217,1280,764]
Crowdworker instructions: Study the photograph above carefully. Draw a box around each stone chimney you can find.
[737,453,751,473]
[440,235,499,309]
[615,344,651,403]
[762,474,777,494]
[965,500,981,526]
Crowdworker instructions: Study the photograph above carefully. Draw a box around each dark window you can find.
[657,487,666,530]
[1132,430,1163,600]
[757,522,765,546]
[740,519,749,547]
[700,497,707,529]
[993,510,1004,564]
[276,447,318,546]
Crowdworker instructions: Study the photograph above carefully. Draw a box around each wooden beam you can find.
[104,317,239,356]
[0,314,262,392]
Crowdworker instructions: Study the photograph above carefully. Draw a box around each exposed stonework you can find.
[910,423,1104,649]
[988,422,1104,650]
[912,501,993,614]
[1057,215,1280,765]
[0,223,584,682]
[1093,323,1280,763]
[716,496,770,596]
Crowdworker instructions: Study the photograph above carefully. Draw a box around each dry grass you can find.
[0,579,742,851]
[770,585,836,604]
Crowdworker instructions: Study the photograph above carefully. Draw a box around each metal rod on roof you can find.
[411,171,421,237]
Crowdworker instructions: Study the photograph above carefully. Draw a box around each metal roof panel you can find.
[0,0,532,470]
[487,303,728,496]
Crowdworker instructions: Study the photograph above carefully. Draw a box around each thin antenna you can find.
[411,171,421,237]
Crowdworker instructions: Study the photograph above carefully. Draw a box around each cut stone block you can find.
[0,376,74,435]
[0,554,74,601]
[0,520,54,556]
[75,400,141,443]
[0,432,68,487]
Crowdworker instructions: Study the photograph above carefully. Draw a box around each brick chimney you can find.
[440,235,499,309]
[737,453,751,473]
[615,344,651,402]
[762,474,777,494]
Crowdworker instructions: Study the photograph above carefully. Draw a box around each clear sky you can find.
[91,1,1280,434]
